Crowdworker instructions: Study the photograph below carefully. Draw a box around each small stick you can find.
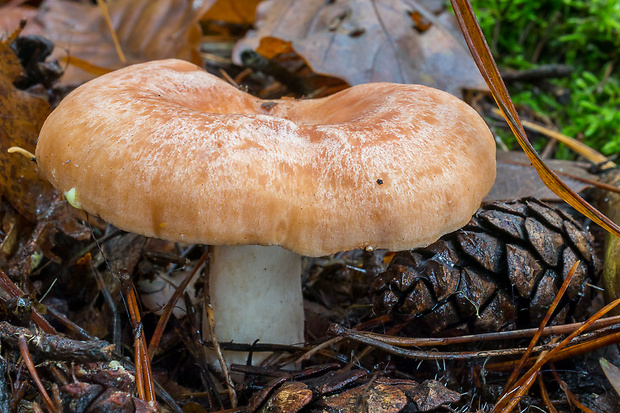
[502,261,581,398]
[0,322,113,362]
[486,325,620,371]
[537,374,557,413]
[0,270,57,335]
[125,287,156,402]
[295,337,342,365]
[329,314,620,348]
[18,335,58,413]
[550,364,594,413]
[133,323,145,400]
[500,348,550,413]
[499,298,620,408]
[44,306,95,341]
[95,0,126,63]
[204,304,237,408]
[148,249,208,359]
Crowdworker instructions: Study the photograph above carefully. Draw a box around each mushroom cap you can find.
[36,59,495,257]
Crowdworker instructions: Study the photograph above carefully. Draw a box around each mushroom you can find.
[35,59,496,366]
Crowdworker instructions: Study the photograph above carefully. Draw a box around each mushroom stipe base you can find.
[203,245,304,367]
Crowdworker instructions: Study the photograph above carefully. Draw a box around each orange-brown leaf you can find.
[256,36,294,59]
[202,0,262,24]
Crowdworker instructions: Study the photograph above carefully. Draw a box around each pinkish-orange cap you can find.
[36,59,495,256]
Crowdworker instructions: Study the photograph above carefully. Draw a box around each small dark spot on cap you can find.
[376,179,383,185]
[261,101,277,111]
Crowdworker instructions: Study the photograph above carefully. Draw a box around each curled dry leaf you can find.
[0,41,54,221]
[233,0,487,96]
[23,0,214,86]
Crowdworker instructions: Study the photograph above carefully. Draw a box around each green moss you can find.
[471,0,620,158]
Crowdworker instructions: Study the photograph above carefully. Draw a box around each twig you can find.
[202,246,237,407]
[502,261,581,397]
[148,249,208,359]
[18,335,58,413]
[490,107,615,168]
[537,374,557,413]
[500,64,572,82]
[295,337,342,365]
[328,315,620,348]
[329,324,558,360]
[486,323,620,372]
[204,304,237,408]
[501,348,550,412]
[500,159,620,195]
[495,297,620,410]
[95,0,126,64]
[125,286,156,403]
[91,264,122,352]
[0,270,57,335]
[0,322,113,362]
[44,306,95,341]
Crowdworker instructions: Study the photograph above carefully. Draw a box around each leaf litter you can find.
[0,0,619,411]
[0,40,53,221]
[233,0,488,96]
[20,0,213,86]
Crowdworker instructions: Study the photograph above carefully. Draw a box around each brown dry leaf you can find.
[0,41,55,221]
[233,0,486,96]
[322,382,407,413]
[486,151,598,202]
[262,381,313,413]
[402,380,461,411]
[202,0,262,24]
[23,0,213,86]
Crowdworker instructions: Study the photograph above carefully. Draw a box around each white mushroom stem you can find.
[204,245,304,366]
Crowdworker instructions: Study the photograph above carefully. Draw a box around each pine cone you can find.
[371,198,601,336]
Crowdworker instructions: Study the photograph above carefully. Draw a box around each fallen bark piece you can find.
[0,321,114,362]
